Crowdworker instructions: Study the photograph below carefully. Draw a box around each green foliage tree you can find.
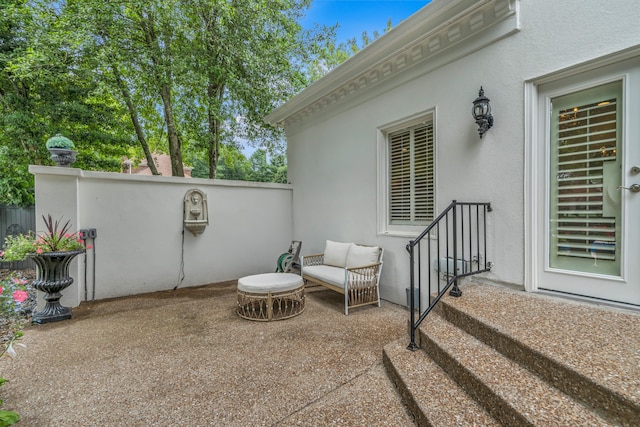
[191,145,286,183]
[190,144,251,180]
[64,0,328,180]
[1,0,381,202]
[0,0,134,206]
[248,149,287,183]
[216,146,253,181]
[308,19,393,82]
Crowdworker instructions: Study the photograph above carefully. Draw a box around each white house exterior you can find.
[266,0,640,308]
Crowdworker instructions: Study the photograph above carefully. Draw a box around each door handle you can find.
[617,184,640,192]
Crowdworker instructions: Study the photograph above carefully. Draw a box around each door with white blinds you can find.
[549,81,622,276]
[537,58,640,306]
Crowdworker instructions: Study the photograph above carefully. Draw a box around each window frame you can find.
[377,110,437,237]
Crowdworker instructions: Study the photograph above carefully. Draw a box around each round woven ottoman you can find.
[237,273,305,321]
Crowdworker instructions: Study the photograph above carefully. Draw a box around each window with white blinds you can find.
[551,82,620,269]
[388,122,434,225]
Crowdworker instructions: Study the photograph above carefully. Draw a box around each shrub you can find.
[45,134,75,150]
[0,272,34,351]
[0,271,32,427]
[0,377,20,427]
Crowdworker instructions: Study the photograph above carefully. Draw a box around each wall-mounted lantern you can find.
[472,86,494,138]
[183,189,208,236]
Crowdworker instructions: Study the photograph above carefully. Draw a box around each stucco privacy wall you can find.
[30,166,293,308]
[268,0,640,306]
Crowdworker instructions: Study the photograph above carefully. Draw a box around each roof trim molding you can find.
[265,0,519,127]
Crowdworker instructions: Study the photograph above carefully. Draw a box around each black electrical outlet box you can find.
[88,228,97,239]
[79,229,89,240]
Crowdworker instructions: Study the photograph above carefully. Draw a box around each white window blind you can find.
[388,122,434,225]
[554,97,617,261]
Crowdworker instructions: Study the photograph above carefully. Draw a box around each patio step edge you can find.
[438,298,640,426]
[418,314,613,426]
[383,338,499,427]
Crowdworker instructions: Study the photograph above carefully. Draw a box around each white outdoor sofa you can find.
[301,240,383,315]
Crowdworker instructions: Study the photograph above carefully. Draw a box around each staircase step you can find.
[383,338,499,427]
[419,313,614,426]
[437,282,640,426]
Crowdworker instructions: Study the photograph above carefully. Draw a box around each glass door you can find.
[537,57,640,306]
[548,81,622,277]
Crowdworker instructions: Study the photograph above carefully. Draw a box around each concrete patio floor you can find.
[0,282,416,426]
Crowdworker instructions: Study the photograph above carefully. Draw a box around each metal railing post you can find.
[449,201,462,297]
[407,240,419,351]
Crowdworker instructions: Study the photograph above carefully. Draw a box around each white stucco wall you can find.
[278,0,640,306]
[30,166,293,308]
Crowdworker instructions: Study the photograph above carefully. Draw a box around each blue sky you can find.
[301,0,431,44]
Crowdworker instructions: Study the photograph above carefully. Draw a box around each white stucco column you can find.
[30,166,83,308]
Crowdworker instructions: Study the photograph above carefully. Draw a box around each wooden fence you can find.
[0,205,36,270]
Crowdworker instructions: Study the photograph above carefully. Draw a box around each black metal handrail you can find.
[406,200,492,351]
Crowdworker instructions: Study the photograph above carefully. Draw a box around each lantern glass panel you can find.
[473,103,487,118]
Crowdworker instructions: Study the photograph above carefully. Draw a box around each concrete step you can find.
[383,339,499,427]
[385,282,640,426]
[418,313,614,426]
[436,282,640,426]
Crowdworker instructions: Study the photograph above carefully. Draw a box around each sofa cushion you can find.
[323,240,353,268]
[346,245,380,269]
[303,265,346,289]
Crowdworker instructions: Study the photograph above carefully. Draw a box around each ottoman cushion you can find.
[237,273,303,293]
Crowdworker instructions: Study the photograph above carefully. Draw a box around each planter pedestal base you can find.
[32,292,72,324]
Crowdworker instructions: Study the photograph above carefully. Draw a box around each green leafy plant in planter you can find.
[0,216,86,261]
[1,215,88,323]
[45,134,77,167]
[45,134,75,150]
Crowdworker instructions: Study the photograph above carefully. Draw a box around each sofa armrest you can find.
[346,261,381,272]
[302,253,325,268]
[346,262,382,288]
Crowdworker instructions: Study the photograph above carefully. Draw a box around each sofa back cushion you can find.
[346,244,380,269]
[324,240,353,268]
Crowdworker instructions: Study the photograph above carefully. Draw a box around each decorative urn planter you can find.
[45,134,77,167]
[30,249,84,324]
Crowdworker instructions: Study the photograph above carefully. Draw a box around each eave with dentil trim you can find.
[264,0,519,128]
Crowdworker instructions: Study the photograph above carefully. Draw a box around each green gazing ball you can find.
[45,134,75,150]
